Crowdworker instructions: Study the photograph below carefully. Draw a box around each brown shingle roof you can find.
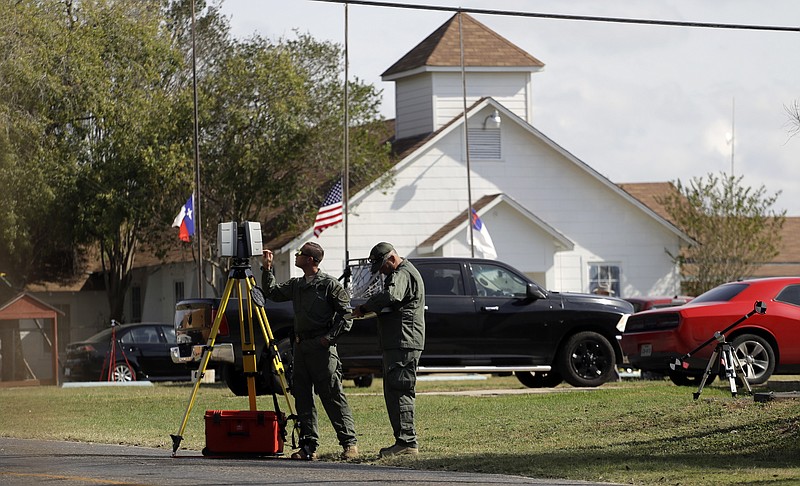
[382,13,544,78]
[617,182,679,225]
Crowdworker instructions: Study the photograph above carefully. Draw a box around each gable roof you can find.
[0,293,64,319]
[274,97,692,253]
[382,12,544,80]
[752,217,800,276]
[617,182,678,225]
[418,193,574,254]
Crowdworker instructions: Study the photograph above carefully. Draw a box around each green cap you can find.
[369,242,395,273]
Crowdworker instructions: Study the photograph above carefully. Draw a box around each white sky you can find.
[220,0,800,214]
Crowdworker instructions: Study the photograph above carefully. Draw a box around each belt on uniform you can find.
[295,330,327,343]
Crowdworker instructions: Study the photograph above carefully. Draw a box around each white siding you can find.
[394,71,534,139]
[54,99,681,328]
[309,106,682,297]
[431,72,532,129]
[394,74,434,139]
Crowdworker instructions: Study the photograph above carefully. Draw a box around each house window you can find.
[131,286,142,322]
[468,128,501,160]
[175,280,185,304]
[589,264,621,297]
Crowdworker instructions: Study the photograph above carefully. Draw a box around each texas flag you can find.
[171,195,195,242]
[469,208,497,259]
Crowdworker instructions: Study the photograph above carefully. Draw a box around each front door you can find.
[469,262,559,366]
[413,261,477,367]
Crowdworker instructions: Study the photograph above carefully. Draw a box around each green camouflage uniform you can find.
[359,259,425,448]
[262,269,357,453]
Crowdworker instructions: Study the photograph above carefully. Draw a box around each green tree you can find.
[61,1,193,321]
[658,173,786,296]
[194,33,391,294]
[1,0,393,312]
[0,0,79,290]
[0,0,193,320]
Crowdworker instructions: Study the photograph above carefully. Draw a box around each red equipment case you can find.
[203,410,285,456]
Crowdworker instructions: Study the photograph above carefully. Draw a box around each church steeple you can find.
[383,12,544,79]
[382,13,545,139]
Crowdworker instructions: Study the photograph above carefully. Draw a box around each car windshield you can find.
[691,283,748,304]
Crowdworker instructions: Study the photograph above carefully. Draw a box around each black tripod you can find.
[170,260,297,455]
[669,300,767,400]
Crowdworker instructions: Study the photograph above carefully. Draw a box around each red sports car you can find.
[622,277,800,386]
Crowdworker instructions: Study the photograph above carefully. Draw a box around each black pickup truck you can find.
[171,257,633,395]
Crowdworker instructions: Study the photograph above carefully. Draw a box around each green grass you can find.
[2,376,800,485]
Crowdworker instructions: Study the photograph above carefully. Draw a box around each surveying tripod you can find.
[669,300,766,400]
[100,320,135,382]
[170,261,297,456]
[692,331,753,399]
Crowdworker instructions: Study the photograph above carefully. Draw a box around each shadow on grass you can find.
[400,447,798,485]
[382,412,800,485]
[761,380,800,393]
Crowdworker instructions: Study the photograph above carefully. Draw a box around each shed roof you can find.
[0,293,64,320]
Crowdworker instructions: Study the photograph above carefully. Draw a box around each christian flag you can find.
[313,179,344,237]
[469,208,497,259]
[171,194,195,242]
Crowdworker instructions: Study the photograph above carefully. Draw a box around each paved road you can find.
[0,437,614,485]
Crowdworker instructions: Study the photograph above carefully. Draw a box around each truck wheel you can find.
[556,331,616,387]
[222,334,295,396]
[353,375,374,388]
[270,335,294,394]
[223,365,278,396]
[515,370,563,388]
[221,365,244,395]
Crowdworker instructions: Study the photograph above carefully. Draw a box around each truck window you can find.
[416,263,465,296]
[471,263,527,298]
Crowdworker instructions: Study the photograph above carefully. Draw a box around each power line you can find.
[310,0,800,32]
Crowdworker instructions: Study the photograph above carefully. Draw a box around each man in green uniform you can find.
[353,242,425,457]
[262,242,358,461]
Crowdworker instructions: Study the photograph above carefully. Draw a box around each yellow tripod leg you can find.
[236,280,258,411]
[170,276,236,456]
[247,276,297,417]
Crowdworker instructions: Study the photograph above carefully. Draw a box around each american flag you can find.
[313,179,343,237]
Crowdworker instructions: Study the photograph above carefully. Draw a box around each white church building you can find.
[268,12,689,299]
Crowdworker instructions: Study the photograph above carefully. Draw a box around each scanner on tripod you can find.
[218,221,263,261]
[170,221,297,457]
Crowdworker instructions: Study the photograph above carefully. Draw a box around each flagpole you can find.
[191,0,203,297]
[459,11,475,257]
[343,3,351,277]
